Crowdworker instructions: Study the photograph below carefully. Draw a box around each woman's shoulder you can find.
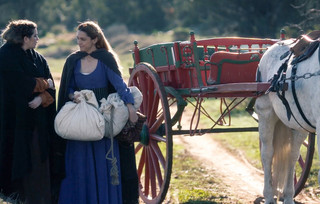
[66,51,88,63]
[0,43,25,68]
[92,49,115,61]
[0,43,23,57]
[66,51,82,60]
[30,49,46,61]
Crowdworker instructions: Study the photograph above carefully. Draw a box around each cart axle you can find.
[172,127,258,135]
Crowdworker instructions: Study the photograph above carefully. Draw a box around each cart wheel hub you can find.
[140,124,149,145]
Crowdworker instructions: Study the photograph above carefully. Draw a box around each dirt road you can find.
[174,134,320,204]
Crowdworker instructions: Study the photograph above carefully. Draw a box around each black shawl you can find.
[57,49,122,110]
[0,43,64,191]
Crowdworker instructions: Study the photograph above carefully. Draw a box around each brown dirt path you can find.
[173,134,320,204]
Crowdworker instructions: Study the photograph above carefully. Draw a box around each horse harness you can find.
[267,35,320,132]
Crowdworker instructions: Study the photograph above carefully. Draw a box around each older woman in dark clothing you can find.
[0,19,65,204]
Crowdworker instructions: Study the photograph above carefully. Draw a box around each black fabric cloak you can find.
[58,49,139,203]
[0,42,65,198]
[57,49,121,110]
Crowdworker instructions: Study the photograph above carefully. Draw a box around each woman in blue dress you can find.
[57,21,138,204]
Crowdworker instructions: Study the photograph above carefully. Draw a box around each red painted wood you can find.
[208,51,262,84]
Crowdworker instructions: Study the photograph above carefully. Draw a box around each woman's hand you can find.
[127,103,138,123]
[28,96,42,109]
[47,78,55,90]
[69,93,81,103]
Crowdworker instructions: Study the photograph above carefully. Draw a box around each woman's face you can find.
[76,30,97,53]
[22,28,39,50]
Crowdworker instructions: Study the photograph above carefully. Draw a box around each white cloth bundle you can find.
[99,86,143,138]
[54,90,105,141]
[99,86,143,185]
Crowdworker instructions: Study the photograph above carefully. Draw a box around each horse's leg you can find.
[282,130,307,204]
[255,96,278,204]
[318,133,320,186]
[317,122,320,186]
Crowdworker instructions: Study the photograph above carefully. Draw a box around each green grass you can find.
[45,57,66,74]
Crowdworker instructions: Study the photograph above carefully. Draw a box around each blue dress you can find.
[58,60,134,204]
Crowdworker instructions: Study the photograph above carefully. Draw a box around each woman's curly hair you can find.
[1,19,37,45]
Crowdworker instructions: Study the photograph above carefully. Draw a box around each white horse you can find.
[255,39,320,204]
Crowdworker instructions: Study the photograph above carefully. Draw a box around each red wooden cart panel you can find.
[208,51,262,84]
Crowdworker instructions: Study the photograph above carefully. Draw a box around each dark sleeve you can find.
[3,64,36,100]
[34,51,56,106]
[57,56,75,111]
[57,61,69,111]
[105,52,121,75]
[57,51,85,110]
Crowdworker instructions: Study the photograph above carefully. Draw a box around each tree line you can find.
[0,0,319,38]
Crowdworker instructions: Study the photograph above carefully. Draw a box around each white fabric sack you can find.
[54,90,105,141]
[99,86,143,138]
[130,86,143,109]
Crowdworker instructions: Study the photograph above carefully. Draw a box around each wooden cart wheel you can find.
[129,62,173,204]
[294,133,315,196]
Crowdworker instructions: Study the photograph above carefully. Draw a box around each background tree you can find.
[0,0,319,38]
[289,0,320,33]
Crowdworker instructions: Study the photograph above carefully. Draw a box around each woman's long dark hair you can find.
[77,21,123,71]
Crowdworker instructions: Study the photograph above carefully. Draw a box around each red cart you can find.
[128,32,315,204]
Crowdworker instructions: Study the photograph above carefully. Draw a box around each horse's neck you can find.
[277,39,295,47]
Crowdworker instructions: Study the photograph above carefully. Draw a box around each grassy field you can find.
[38,28,319,202]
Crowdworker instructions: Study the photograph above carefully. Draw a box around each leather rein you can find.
[267,40,320,132]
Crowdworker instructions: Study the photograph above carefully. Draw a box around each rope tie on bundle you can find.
[105,107,119,185]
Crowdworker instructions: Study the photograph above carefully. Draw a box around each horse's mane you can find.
[276,39,295,46]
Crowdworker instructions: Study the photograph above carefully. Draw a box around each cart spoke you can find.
[150,114,164,133]
[151,141,166,169]
[147,146,158,198]
[150,133,166,142]
[137,71,148,114]
[146,76,156,116]
[144,147,150,197]
[148,89,159,127]
[150,150,164,189]
[135,143,143,154]
[298,155,305,168]
[137,148,146,179]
